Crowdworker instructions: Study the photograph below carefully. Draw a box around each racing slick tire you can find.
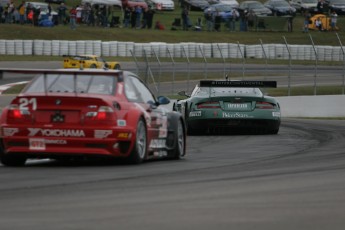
[127,118,147,164]
[114,64,121,70]
[168,117,186,160]
[0,141,27,166]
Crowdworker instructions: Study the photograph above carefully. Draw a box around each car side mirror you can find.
[178,91,190,97]
[157,96,170,105]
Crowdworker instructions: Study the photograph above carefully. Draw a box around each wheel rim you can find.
[177,120,185,156]
[136,121,146,159]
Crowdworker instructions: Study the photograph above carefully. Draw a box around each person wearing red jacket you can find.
[69,6,77,30]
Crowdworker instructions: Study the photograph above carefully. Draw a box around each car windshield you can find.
[26,2,49,10]
[248,2,264,8]
[192,87,263,97]
[271,1,290,7]
[302,0,317,3]
[215,4,233,11]
[24,74,116,95]
[329,0,344,3]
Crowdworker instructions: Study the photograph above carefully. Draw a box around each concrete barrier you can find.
[277,95,345,117]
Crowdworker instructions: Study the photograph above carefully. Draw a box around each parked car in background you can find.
[25,1,58,17]
[121,0,148,10]
[147,0,175,10]
[239,1,273,15]
[44,0,65,4]
[214,0,239,8]
[182,0,210,11]
[264,0,296,15]
[326,0,345,15]
[289,0,318,14]
[204,3,235,20]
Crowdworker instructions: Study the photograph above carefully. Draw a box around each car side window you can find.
[125,76,141,102]
[125,76,156,104]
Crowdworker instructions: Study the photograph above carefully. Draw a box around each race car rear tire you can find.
[127,118,147,164]
[0,153,27,167]
[0,139,26,166]
[114,64,121,70]
[169,118,186,160]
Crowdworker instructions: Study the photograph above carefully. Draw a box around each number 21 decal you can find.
[19,98,37,110]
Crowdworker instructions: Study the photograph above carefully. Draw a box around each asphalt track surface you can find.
[1,62,345,229]
[0,119,345,230]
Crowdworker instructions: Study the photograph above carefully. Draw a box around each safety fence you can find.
[0,37,344,61]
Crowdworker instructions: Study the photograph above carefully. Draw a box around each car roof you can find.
[64,55,98,58]
[0,68,123,75]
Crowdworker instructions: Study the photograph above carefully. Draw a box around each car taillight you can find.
[197,101,220,109]
[7,104,31,119]
[256,102,275,109]
[86,106,114,120]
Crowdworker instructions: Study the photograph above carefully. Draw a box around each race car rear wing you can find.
[199,80,277,88]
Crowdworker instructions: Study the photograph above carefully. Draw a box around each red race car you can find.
[0,69,186,166]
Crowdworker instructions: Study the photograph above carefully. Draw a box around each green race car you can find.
[174,80,281,135]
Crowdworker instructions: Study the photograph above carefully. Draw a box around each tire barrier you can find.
[0,39,344,61]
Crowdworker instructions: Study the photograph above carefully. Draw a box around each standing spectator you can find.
[130,7,136,28]
[239,10,247,31]
[315,17,322,31]
[303,10,311,32]
[99,5,108,27]
[33,5,40,26]
[76,5,83,24]
[123,7,131,28]
[18,1,25,25]
[25,2,32,23]
[135,6,142,29]
[181,6,189,31]
[146,7,155,29]
[141,7,148,28]
[247,10,255,29]
[330,11,337,31]
[228,8,239,31]
[6,1,15,23]
[47,3,51,15]
[214,10,221,32]
[88,5,95,26]
[205,8,213,31]
[69,6,77,29]
[26,4,34,25]
[57,2,67,25]
[0,4,3,23]
[317,0,325,14]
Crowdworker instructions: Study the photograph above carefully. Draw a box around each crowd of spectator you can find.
[0,0,340,32]
[0,1,158,29]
